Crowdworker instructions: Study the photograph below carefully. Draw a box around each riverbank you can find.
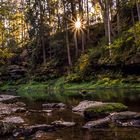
[1,77,140,93]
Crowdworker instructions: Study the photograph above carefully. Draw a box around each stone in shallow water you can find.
[0,121,16,135]
[2,116,24,124]
[84,103,127,119]
[0,103,26,115]
[52,120,76,127]
[32,131,48,140]
[31,131,57,140]
[117,119,140,127]
[110,111,140,128]
[83,117,111,129]
[42,103,66,109]
[72,100,103,113]
[111,111,140,121]
[72,100,127,118]
[14,102,26,107]
[83,111,140,129]
[0,95,19,102]
[42,110,52,113]
[13,124,55,137]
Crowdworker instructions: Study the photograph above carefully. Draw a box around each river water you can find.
[1,88,140,140]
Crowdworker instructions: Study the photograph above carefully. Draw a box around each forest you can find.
[0,0,140,89]
[0,0,140,140]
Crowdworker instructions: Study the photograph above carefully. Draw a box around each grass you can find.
[1,77,140,93]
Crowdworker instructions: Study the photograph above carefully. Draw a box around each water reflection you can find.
[2,88,140,140]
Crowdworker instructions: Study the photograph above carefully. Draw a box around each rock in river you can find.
[2,116,24,124]
[0,116,24,136]
[84,103,128,119]
[117,120,140,128]
[83,111,140,129]
[14,102,26,107]
[52,120,76,127]
[83,117,111,129]
[0,95,19,102]
[32,131,49,140]
[72,100,127,119]
[13,124,55,137]
[111,111,140,121]
[0,121,16,135]
[110,111,140,128]
[72,100,103,113]
[0,103,26,115]
[42,103,66,110]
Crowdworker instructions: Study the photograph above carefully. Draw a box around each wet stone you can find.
[111,111,140,121]
[83,117,111,129]
[2,116,24,124]
[0,121,16,135]
[14,124,55,137]
[72,100,103,113]
[0,103,26,115]
[42,110,52,113]
[52,120,76,127]
[0,95,19,102]
[14,102,26,107]
[116,119,140,127]
[32,131,49,140]
[42,103,66,110]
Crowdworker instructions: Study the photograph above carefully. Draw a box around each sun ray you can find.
[68,16,85,35]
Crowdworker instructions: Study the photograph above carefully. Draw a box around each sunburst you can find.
[68,16,85,36]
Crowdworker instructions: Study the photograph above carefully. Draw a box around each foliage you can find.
[0,0,140,87]
[0,48,13,64]
[65,73,81,83]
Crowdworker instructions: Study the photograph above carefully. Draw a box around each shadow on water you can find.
[1,88,140,140]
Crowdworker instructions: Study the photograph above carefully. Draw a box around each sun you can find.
[75,18,81,29]
[68,16,84,34]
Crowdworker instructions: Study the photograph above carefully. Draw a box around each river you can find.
[1,88,140,140]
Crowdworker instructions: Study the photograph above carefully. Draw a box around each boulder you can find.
[32,131,49,140]
[0,103,26,115]
[42,110,52,113]
[42,103,66,110]
[83,117,111,129]
[117,120,140,128]
[13,124,55,137]
[0,95,19,102]
[84,103,127,119]
[14,102,26,107]
[110,111,140,121]
[52,120,76,127]
[83,111,140,129]
[2,116,24,124]
[110,111,140,128]
[72,100,127,118]
[72,100,103,113]
[0,121,16,135]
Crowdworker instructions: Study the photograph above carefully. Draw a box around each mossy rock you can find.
[84,103,127,119]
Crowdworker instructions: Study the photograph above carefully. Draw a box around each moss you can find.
[84,103,128,119]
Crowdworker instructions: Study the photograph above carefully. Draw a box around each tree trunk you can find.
[116,0,120,33]
[37,0,46,65]
[105,0,111,46]
[74,32,78,58]
[86,0,90,40]
[47,0,52,60]
[66,23,72,68]
[63,0,72,68]
[136,0,140,22]
[81,31,85,53]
